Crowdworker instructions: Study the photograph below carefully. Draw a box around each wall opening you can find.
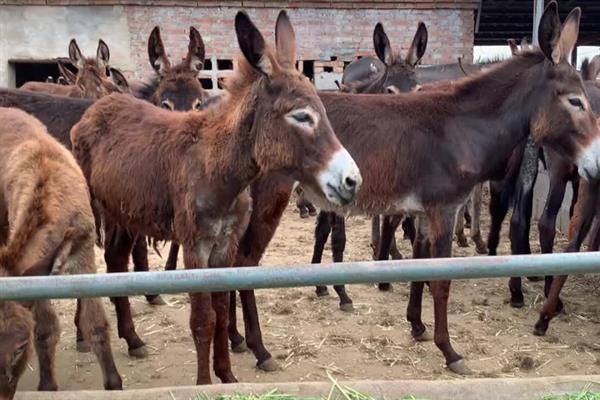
[10,59,66,88]
[302,60,314,80]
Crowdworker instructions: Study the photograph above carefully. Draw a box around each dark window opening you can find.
[204,59,212,70]
[344,61,351,69]
[302,60,314,80]
[11,60,63,88]
[324,66,333,73]
[217,59,233,70]
[330,56,337,61]
[199,78,213,89]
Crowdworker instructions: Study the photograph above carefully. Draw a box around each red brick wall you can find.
[125,6,475,78]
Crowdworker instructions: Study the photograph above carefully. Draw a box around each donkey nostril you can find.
[345,177,356,188]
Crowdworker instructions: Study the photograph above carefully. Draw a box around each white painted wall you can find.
[0,5,135,87]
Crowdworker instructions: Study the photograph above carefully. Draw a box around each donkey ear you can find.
[507,39,519,56]
[187,27,205,73]
[373,23,393,66]
[520,36,530,49]
[556,7,581,65]
[109,68,130,93]
[538,1,562,64]
[275,10,297,70]
[68,39,84,69]
[57,60,77,85]
[148,26,171,75]
[97,39,110,69]
[406,22,428,66]
[581,55,600,81]
[235,11,274,75]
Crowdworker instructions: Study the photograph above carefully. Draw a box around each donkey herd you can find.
[1,1,600,397]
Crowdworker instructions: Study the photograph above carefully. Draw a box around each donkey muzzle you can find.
[318,148,362,206]
[577,137,600,181]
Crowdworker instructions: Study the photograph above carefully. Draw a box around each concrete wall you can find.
[0,4,476,87]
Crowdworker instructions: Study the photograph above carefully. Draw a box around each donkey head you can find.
[371,22,428,93]
[530,1,600,180]
[148,26,208,111]
[232,11,361,205]
[581,55,600,82]
[68,39,126,98]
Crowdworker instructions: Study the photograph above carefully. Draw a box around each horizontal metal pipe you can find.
[1,252,599,301]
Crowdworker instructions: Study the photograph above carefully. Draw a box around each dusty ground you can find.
[17,189,600,392]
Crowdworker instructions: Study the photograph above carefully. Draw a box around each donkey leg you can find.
[240,290,278,371]
[470,183,487,254]
[370,215,381,258]
[228,290,248,353]
[378,215,403,291]
[428,207,470,375]
[331,214,353,311]
[454,205,469,248]
[487,182,510,255]
[75,299,91,353]
[534,275,568,336]
[538,176,567,254]
[212,291,237,383]
[105,228,146,357]
[184,244,215,385]
[131,237,165,306]
[78,298,123,390]
[407,217,432,342]
[33,300,59,391]
[402,216,417,243]
[312,211,332,297]
[165,242,180,271]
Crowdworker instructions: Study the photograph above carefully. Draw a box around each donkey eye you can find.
[192,99,203,111]
[568,97,584,110]
[292,112,313,125]
[161,100,174,110]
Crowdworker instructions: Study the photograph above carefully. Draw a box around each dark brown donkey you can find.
[228,2,600,375]
[311,21,428,311]
[71,11,361,384]
[124,25,211,310]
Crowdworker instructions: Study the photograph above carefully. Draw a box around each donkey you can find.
[71,11,361,384]
[20,40,124,99]
[0,107,122,393]
[228,2,600,375]
[0,229,87,400]
[307,22,427,310]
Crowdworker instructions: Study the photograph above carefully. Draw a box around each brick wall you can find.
[126,6,476,79]
[0,3,476,86]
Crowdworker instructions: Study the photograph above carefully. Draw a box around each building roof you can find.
[476,0,600,46]
[0,0,479,9]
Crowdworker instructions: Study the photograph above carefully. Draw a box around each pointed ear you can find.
[538,1,562,64]
[68,39,84,69]
[187,27,205,73]
[97,39,110,70]
[406,22,428,66]
[109,68,130,93]
[520,36,530,48]
[373,23,393,66]
[507,39,519,56]
[57,60,77,85]
[235,11,275,75]
[556,7,581,65]
[148,26,171,75]
[275,10,297,69]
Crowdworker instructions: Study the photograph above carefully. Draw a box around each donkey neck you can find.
[448,52,549,179]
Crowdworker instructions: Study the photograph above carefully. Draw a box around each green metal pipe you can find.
[0,252,599,301]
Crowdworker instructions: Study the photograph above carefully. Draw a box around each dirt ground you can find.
[17,189,600,392]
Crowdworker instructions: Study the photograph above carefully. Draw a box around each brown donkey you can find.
[0,108,122,393]
[71,11,361,384]
[0,229,87,400]
[229,2,600,375]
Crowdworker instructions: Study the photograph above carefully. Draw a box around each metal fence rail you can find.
[1,252,600,301]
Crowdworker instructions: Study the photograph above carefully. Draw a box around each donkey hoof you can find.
[299,209,309,219]
[308,209,318,217]
[339,302,354,313]
[510,299,524,309]
[38,381,58,391]
[316,288,330,297]
[128,345,149,359]
[448,359,472,375]
[457,237,469,248]
[257,357,280,372]
[76,340,91,353]
[147,295,167,306]
[475,243,488,255]
[378,283,393,292]
[104,375,123,391]
[231,339,249,353]
[533,319,549,336]
[413,330,432,342]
